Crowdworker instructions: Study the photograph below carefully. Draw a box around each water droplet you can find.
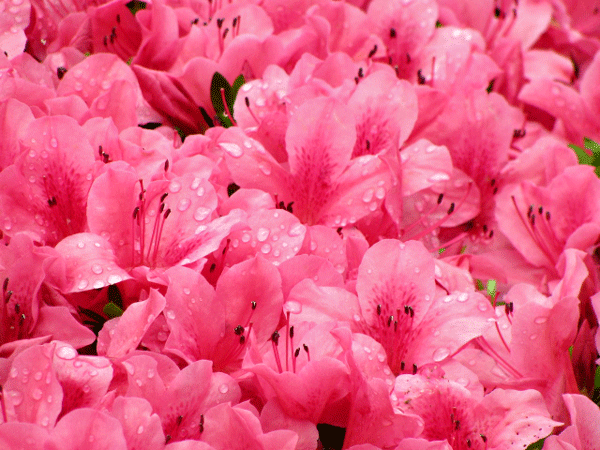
[165,310,176,320]
[457,293,468,302]
[260,243,271,254]
[288,223,304,237]
[241,232,251,243]
[157,331,167,341]
[256,227,270,242]
[31,388,43,401]
[147,369,155,379]
[428,173,450,182]
[101,80,111,90]
[375,187,386,199]
[443,295,453,303]
[219,384,229,394]
[362,189,374,203]
[91,263,103,274]
[137,425,144,434]
[56,346,78,360]
[49,138,58,148]
[258,162,271,175]
[529,334,537,340]
[220,142,243,158]
[377,353,386,363]
[183,287,191,295]
[369,202,378,211]
[353,314,361,322]
[414,267,420,274]
[310,241,317,251]
[107,275,122,284]
[10,390,23,406]
[93,280,104,289]
[169,181,182,193]
[478,302,489,312]
[34,371,43,381]
[193,207,211,222]
[432,347,450,362]
[534,317,547,324]
[77,241,85,249]
[175,198,191,212]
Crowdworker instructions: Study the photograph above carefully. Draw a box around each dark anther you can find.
[133,206,139,219]
[437,193,444,204]
[116,13,121,23]
[209,263,216,272]
[486,78,495,93]
[303,344,309,353]
[358,67,364,78]
[164,209,172,219]
[222,28,229,39]
[160,192,169,203]
[47,196,57,207]
[244,96,250,107]
[406,53,411,64]
[368,44,377,58]
[545,211,551,220]
[232,16,238,27]
[489,230,494,238]
[366,140,370,150]
[14,303,20,314]
[394,321,398,331]
[336,227,343,235]
[289,326,294,338]
[494,6,501,17]
[527,205,533,218]
[271,330,280,345]
[165,435,172,444]
[191,17,199,24]
[390,28,396,38]
[176,415,183,426]
[286,201,294,213]
[513,128,526,138]
[493,187,498,195]
[417,69,426,84]
[491,178,496,186]
[251,301,257,310]
[3,278,8,293]
[103,36,108,46]
[216,18,224,28]
[5,291,12,303]
[234,325,244,335]
[481,434,487,443]
[467,439,472,448]
[483,224,488,233]
[164,159,169,171]
[387,315,394,327]
[538,206,543,215]
[199,415,204,433]
[377,304,382,315]
[57,66,67,79]
[239,335,245,344]
[354,77,359,84]
[412,363,418,374]
[530,214,535,226]
[435,20,443,27]
[394,65,399,76]
[447,203,455,214]
[111,27,117,37]
[401,361,405,371]
[454,420,460,430]
[295,347,301,357]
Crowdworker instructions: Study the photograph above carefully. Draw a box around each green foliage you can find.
[525,438,545,450]
[569,138,600,177]
[126,0,146,15]
[103,302,124,318]
[209,72,245,128]
[487,279,497,301]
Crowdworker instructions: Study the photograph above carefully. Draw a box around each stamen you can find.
[271,331,283,373]
[303,344,310,362]
[199,415,204,433]
[244,97,261,124]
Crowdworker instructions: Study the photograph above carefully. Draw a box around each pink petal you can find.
[109,396,165,450]
[47,408,127,450]
[4,343,63,429]
[54,233,132,293]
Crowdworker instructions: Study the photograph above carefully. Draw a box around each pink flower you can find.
[544,394,600,450]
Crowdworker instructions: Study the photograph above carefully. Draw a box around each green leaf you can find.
[525,438,545,450]
[103,302,124,318]
[569,138,600,177]
[487,279,497,301]
[231,74,245,98]
[126,0,146,14]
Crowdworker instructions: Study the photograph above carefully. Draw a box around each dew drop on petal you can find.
[177,198,191,212]
[193,207,211,222]
[220,143,243,158]
[10,390,23,406]
[534,317,547,324]
[31,388,43,401]
[165,310,176,320]
[49,138,58,148]
[219,384,229,394]
[169,181,182,193]
[137,425,144,435]
[260,243,271,254]
[258,162,271,175]
[362,189,374,203]
[256,227,270,242]
[34,372,42,381]
[56,346,78,360]
[183,287,191,295]
[91,263,103,274]
[288,223,304,237]
[432,347,450,362]
[457,293,468,302]
[478,302,489,312]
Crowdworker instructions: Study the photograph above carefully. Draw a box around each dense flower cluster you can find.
[1,0,600,449]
